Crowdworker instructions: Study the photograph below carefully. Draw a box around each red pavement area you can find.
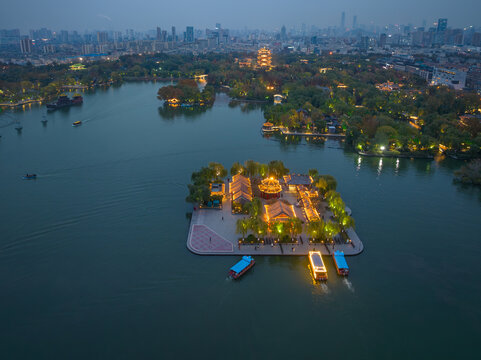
[190,225,233,253]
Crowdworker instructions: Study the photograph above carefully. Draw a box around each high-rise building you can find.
[352,15,357,29]
[472,32,481,47]
[59,30,69,43]
[257,47,272,69]
[82,44,93,55]
[185,26,194,43]
[206,25,229,46]
[215,23,221,30]
[171,26,176,43]
[97,31,108,44]
[156,27,161,41]
[359,36,369,51]
[437,18,448,32]
[341,12,346,30]
[281,25,287,41]
[379,33,387,47]
[43,44,55,54]
[19,37,32,53]
[0,29,20,45]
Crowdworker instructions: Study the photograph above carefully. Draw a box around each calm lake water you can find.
[0,82,480,359]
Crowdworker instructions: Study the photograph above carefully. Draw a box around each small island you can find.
[157,79,215,107]
[186,160,363,256]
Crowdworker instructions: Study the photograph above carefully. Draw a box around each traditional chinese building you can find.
[283,174,313,191]
[257,47,272,69]
[264,201,296,222]
[258,177,282,199]
[230,174,252,204]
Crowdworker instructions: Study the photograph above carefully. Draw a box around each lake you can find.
[0,82,480,359]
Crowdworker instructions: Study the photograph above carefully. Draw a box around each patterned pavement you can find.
[189,224,233,253]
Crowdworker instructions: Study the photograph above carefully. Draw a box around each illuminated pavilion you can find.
[264,201,296,222]
[257,47,272,69]
[258,177,282,199]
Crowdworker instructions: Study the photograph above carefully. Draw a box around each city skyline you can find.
[1,0,481,32]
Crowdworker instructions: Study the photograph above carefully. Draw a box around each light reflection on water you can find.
[377,157,383,176]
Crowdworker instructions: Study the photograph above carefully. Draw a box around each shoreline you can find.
[357,150,435,160]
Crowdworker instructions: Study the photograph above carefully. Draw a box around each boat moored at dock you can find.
[229,256,255,280]
[333,251,349,276]
[47,95,83,110]
[309,251,328,281]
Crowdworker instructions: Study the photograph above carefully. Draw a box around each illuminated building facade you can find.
[257,47,272,69]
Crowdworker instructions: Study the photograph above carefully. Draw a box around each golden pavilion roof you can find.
[258,177,282,194]
[264,201,296,221]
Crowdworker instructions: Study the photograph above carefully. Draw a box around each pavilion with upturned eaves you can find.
[264,201,296,222]
[258,177,282,199]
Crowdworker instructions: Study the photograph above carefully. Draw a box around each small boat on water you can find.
[72,121,82,127]
[309,251,328,281]
[333,250,349,276]
[23,174,37,180]
[229,256,255,280]
[41,116,48,123]
[15,122,23,131]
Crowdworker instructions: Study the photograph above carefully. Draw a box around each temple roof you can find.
[265,201,295,221]
[258,177,282,194]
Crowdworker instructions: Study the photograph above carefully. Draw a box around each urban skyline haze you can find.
[1,0,481,32]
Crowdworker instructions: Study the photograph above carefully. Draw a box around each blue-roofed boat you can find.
[229,256,255,280]
[22,174,37,180]
[333,251,349,276]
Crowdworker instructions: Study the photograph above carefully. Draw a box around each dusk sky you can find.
[1,0,480,32]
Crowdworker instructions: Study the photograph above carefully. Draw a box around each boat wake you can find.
[343,278,354,292]
[320,283,330,293]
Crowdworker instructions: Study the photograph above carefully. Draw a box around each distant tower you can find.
[379,33,387,48]
[156,27,161,41]
[341,12,346,30]
[171,26,176,42]
[437,18,447,32]
[185,26,194,42]
[353,15,357,29]
[19,37,32,53]
[281,25,287,41]
[257,47,272,69]
[215,23,221,30]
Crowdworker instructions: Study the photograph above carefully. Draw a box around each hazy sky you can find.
[1,0,480,32]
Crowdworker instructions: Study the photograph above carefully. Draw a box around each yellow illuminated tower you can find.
[257,47,272,69]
